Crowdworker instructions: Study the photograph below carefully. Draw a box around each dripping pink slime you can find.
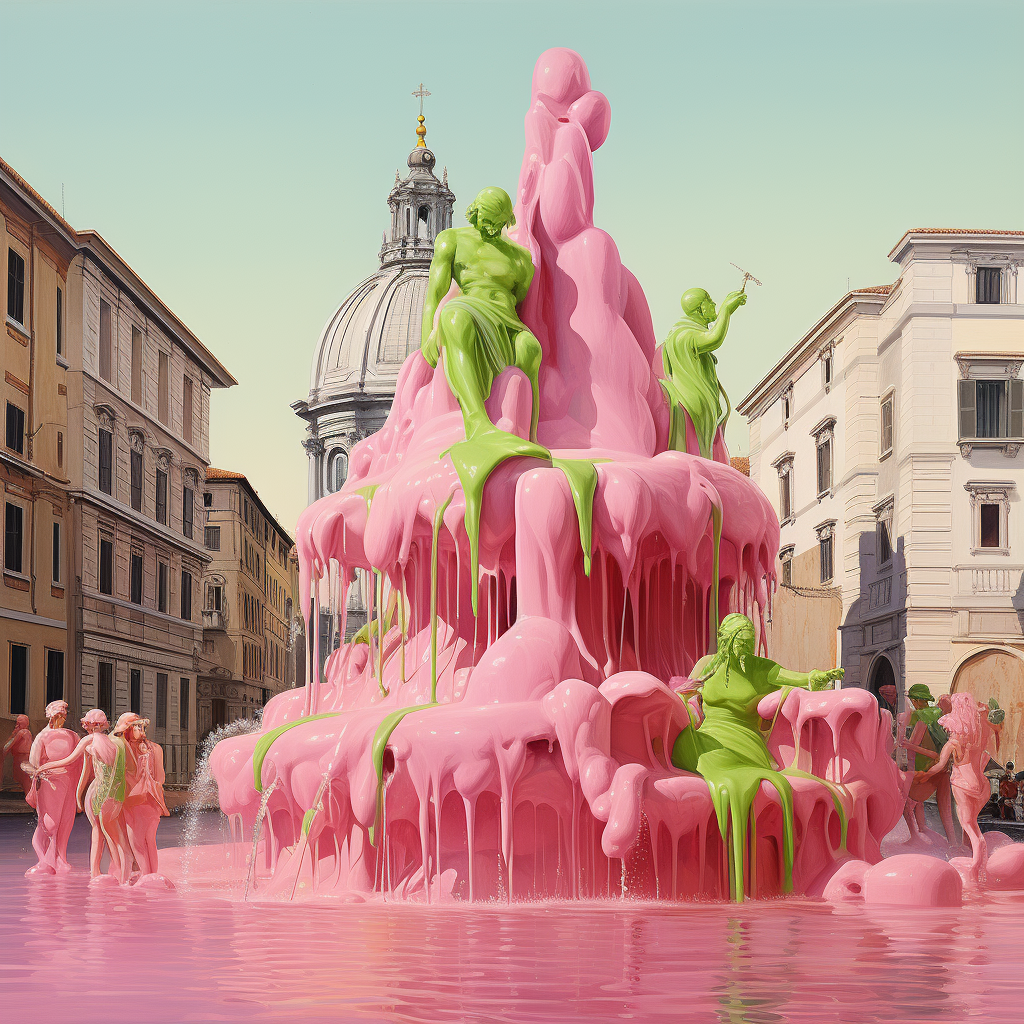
[206,49,907,902]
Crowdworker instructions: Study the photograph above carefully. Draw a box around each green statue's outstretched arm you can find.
[421,229,457,367]
[696,291,747,354]
[766,663,845,692]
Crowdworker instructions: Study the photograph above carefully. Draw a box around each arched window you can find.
[328,449,349,493]
[418,205,430,237]
[406,208,412,235]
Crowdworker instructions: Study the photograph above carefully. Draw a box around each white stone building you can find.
[739,229,1024,767]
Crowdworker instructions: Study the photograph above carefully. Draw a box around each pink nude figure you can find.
[34,707,136,883]
[896,695,956,847]
[920,692,1001,886]
[24,701,79,876]
[2,714,33,795]
[114,713,169,878]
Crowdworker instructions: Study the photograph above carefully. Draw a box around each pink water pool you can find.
[1,813,1022,1023]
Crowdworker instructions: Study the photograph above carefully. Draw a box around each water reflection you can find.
[1,814,1022,1023]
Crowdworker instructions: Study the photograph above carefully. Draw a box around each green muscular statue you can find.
[422,186,544,445]
[660,287,747,459]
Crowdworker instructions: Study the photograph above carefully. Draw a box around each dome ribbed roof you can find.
[309,263,427,404]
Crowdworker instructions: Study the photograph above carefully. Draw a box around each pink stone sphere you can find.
[986,843,1024,890]
[863,854,963,907]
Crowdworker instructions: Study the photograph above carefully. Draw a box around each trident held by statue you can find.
[730,262,763,293]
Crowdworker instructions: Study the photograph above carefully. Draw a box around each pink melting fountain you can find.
[194,49,1014,907]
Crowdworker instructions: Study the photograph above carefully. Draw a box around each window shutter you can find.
[1010,379,1024,439]
[958,379,977,439]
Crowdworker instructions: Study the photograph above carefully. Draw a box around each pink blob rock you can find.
[821,860,870,903]
[863,854,962,907]
[133,872,176,892]
[984,830,1014,855]
[986,842,1024,890]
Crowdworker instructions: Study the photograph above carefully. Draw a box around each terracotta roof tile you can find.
[907,228,1024,236]
[205,467,246,480]
[730,456,750,476]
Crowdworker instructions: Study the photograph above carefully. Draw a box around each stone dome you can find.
[309,262,428,403]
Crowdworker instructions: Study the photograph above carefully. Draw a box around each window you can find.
[203,490,212,507]
[207,583,223,610]
[98,428,113,494]
[183,486,194,539]
[98,662,114,721]
[46,650,64,704]
[99,536,113,595]
[130,549,143,604]
[812,418,835,498]
[959,378,1024,441]
[4,502,24,573]
[56,286,63,356]
[130,448,143,511]
[130,668,141,713]
[7,249,25,324]
[981,504,1000,548]
[180,677,190,732]
[880,392,894,458]
[878,517,892,565]
[782,386,793,426]
[156,469,167,525]
[57,431,63,468]
[131,326,143,404]
[183,377,194,445]
[328,450,348,493]
[779,546,794,587]
[821,349,834,392]
[977,267,1001,304]
[5,402,25,455]
[99,299,112,382]
[158,561,168,613]
[205,525,221,550]
[158,351,169,424]
[10,644,28,715]
[816,521,836,584]
[156,673,168,729]
[52,521,61,583]
[773,453,794,524]
[181,569,192,620]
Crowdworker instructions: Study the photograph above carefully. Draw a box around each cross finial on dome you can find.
[412,82,430,147]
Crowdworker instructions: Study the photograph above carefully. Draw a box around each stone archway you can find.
[952,648,1024,770]
[868,653,897,714]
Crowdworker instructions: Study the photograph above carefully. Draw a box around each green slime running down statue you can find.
[671,613,846,901]
[660,287,747,459]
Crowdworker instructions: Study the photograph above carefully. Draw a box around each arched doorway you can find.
[952,648,1024,770]
[868,654,897,714]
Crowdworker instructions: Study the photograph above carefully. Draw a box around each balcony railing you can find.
[202,608,226,629]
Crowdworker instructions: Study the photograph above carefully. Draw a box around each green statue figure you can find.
[671,613,845,901]
[420,186,549,610]
[660,287,747,459]
[422,186,544,445]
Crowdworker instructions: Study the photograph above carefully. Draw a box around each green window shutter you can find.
[958,379,977,439]
[1010,379,1024,439]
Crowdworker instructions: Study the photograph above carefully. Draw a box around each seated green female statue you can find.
[421,186,544,446]
[671,613,845,900]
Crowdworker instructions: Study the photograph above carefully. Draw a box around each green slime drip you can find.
[671,625,847,901]
[368,495,452,847]
[252,713,340,793]
[550,458,602,576]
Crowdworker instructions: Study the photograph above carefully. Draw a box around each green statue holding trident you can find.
[660,282,750,459]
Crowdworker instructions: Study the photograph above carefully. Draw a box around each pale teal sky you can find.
[2,0,1021,534]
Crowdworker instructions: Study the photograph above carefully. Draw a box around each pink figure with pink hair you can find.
[2,714,33,795]
[920,692,1002,886]
[24,700,79,877]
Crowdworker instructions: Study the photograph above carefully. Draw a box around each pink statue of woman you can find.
[33,709,135,882]
[24,701,79,876]
[920,692,1001,886]
[114,713,169,877]
[2,714,33,795]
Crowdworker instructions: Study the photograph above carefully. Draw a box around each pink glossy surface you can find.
[2,815,1024,1023]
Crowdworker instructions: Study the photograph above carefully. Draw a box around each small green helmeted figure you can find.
[422,186,545,447]
[660,287,747,459]
[671,613,846,901]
